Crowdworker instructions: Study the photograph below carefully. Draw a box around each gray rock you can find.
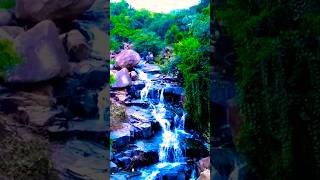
[69,60,108,88]
[50,140,107,180]
[132,122,152,139]
[129,71,138,81]
[0,26,24,38]
[117,156,131,168]
[141,63,160,74]
[165,86,184,96]
[15,0,95,23]
[115,50,141,69]
[111,123,132,148]
[61,30,90,62]
[112,68,132,89]
[7,20,69,83]
[110,161,119,173]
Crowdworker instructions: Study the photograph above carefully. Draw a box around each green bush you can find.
[0,40,21,78]
[110,73,116,86]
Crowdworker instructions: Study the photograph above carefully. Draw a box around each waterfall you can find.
[141,84,185,162]
[141,80,152,101]
[136,66,189,180]
[190,168,197,180]
[138,70,152,101]
[159,87,165,103]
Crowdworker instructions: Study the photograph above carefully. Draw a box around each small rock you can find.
[129,71,138,81]
[110,161,119,173]
[111,123,132,148]
[117,156,131,168]
[62,30,90,62]
[132,122,152,139]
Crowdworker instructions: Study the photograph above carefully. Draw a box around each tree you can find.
[165,24,184,45]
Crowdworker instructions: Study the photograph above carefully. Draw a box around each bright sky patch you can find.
[111,0,200,13]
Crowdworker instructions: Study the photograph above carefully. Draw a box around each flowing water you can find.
[131,67,196,179]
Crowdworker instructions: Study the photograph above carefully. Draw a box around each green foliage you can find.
[0,40,21,78]
[110,73,116,86]
[174,37,210,130]
[165,24,184,45]
[216,0,320,178]
[0,0,15,9]
[130,31,164,56]
[189,11,210,43]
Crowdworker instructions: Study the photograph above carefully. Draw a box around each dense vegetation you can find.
[215,0,320,179]
[111,0,211,131]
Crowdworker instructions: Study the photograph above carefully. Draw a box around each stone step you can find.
[124,99,149,108]
[112,149,159,171]
[48,119,107,144]
[50,140,108,180]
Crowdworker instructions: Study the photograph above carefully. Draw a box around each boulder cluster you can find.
[110,43,141,89]
[0,0,96,83]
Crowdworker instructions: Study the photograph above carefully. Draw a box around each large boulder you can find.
[112,68,132,89]
[0,10,13,26]
[15,0,95,23]
[7,20,69,83]
[115,50,141,69]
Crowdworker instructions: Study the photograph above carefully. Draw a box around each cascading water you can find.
[134,69,199,180]
[137,70,186,163]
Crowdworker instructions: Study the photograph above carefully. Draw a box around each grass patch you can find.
[110,103,127,130]
[0,136,55,179]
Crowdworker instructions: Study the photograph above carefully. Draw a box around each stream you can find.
[110,61,209,180]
